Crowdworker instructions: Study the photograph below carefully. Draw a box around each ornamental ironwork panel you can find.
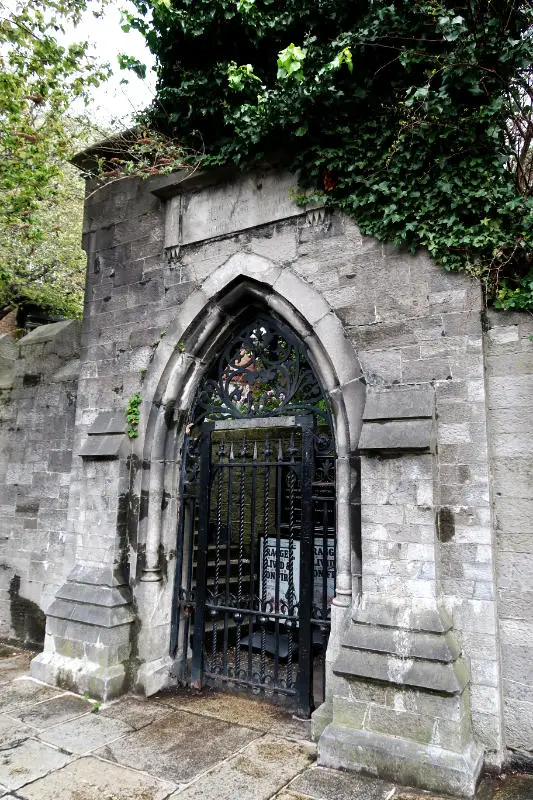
[191,316,329,424]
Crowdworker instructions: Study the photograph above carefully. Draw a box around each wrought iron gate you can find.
[170,314,336,716]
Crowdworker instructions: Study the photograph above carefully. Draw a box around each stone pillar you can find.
[31,412,135,700]
[317,386,483,798]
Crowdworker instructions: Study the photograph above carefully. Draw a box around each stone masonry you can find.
[0,160,531,796]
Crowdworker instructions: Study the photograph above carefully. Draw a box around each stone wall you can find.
[485,309,533,763]
[0,164,532,789]
[0,322,80,646]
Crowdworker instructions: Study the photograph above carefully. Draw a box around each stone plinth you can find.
[30,565,134,700]
[317,598,483,798]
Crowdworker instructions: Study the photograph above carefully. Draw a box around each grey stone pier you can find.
[314,386,484,797]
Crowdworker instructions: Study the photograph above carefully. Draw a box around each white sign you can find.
[259,536,335,618]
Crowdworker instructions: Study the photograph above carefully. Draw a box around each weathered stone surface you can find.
[18,756,176,800]
[168,735,315,800]
[0,738,72,790]
[359,419,433,452]
[0,715,34,746]
[78,432,126,458]
[100,696,174,731]
[363,387,434,421]
[16,693,91,730]
[319,725,483,798]
[159,690,311,740]
[289,766,395,800]
[0,653,34,684]
[39,710,131,754]
[342,624,461,663]
[0,679,63,715]
[87,410,126,435]
[165,169,315,247]
[93,709,259,784]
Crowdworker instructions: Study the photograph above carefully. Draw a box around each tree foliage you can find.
[0,163,87,319]
[125,0,533,311]
[0,0,109,317]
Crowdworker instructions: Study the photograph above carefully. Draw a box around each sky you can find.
[60,0,157,131]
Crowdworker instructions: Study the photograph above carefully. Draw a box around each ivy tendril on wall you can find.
[110,0,533,312]
[125,392,142,439]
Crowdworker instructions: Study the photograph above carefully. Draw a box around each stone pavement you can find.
[0,647,530,800]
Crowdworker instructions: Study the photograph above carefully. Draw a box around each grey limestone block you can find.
[318,724,483,798]
[363,385,434,421]
[359,419,434,453]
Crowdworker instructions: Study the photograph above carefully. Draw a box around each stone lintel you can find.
[318,725,483,798]
[363,386,434,421]
[342,624,461,663]
[163,169,321,249]
[333,649,469,694]
[359,419,433,453]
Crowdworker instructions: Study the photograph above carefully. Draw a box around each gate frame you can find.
[133,255,365,703]
[186,414,318,716]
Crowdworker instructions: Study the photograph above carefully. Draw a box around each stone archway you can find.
[134,255,365,701]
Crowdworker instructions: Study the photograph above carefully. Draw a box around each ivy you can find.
[122,0,533,311]
[125,392,142,439]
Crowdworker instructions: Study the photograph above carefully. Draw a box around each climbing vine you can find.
[125,392,142,439]
[120,0,533,311]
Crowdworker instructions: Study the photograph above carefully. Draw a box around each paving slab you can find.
[168,735,315,800]
[100,696,175,731]
[15,692,91,730]
[288,766,396,800]
[0,714,35,746]
[39,711,132,754]
[0,738,72,790]
[474,774,533,800]
[94,709,260,785]
[0,677,63,714]
[157,689,311,740]
[0,653,34,684]
[16,755,177,800]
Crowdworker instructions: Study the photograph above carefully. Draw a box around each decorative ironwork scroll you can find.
[191,316,329,424]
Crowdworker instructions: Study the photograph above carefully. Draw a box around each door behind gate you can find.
[173,414,335,718]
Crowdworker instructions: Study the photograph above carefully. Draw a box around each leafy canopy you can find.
[0,0,109,318]
[124,0,533,311]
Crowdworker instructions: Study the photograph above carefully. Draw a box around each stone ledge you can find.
[46,598,135,628]
[333,649,469,694]
[56,581,131,608]
[353,597,453,633]
[79,433,126,458]
[342,625,461,663]
[88,411,126,435]
[359,419,434,453]
[318,724,483,798]
[68,564,128,588]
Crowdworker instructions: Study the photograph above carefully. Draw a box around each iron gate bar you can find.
[248,442,258,678]
[190,424,213,689]
[296,415,315,716]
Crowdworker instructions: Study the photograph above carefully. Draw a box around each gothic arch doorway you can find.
[171,313,336,716]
